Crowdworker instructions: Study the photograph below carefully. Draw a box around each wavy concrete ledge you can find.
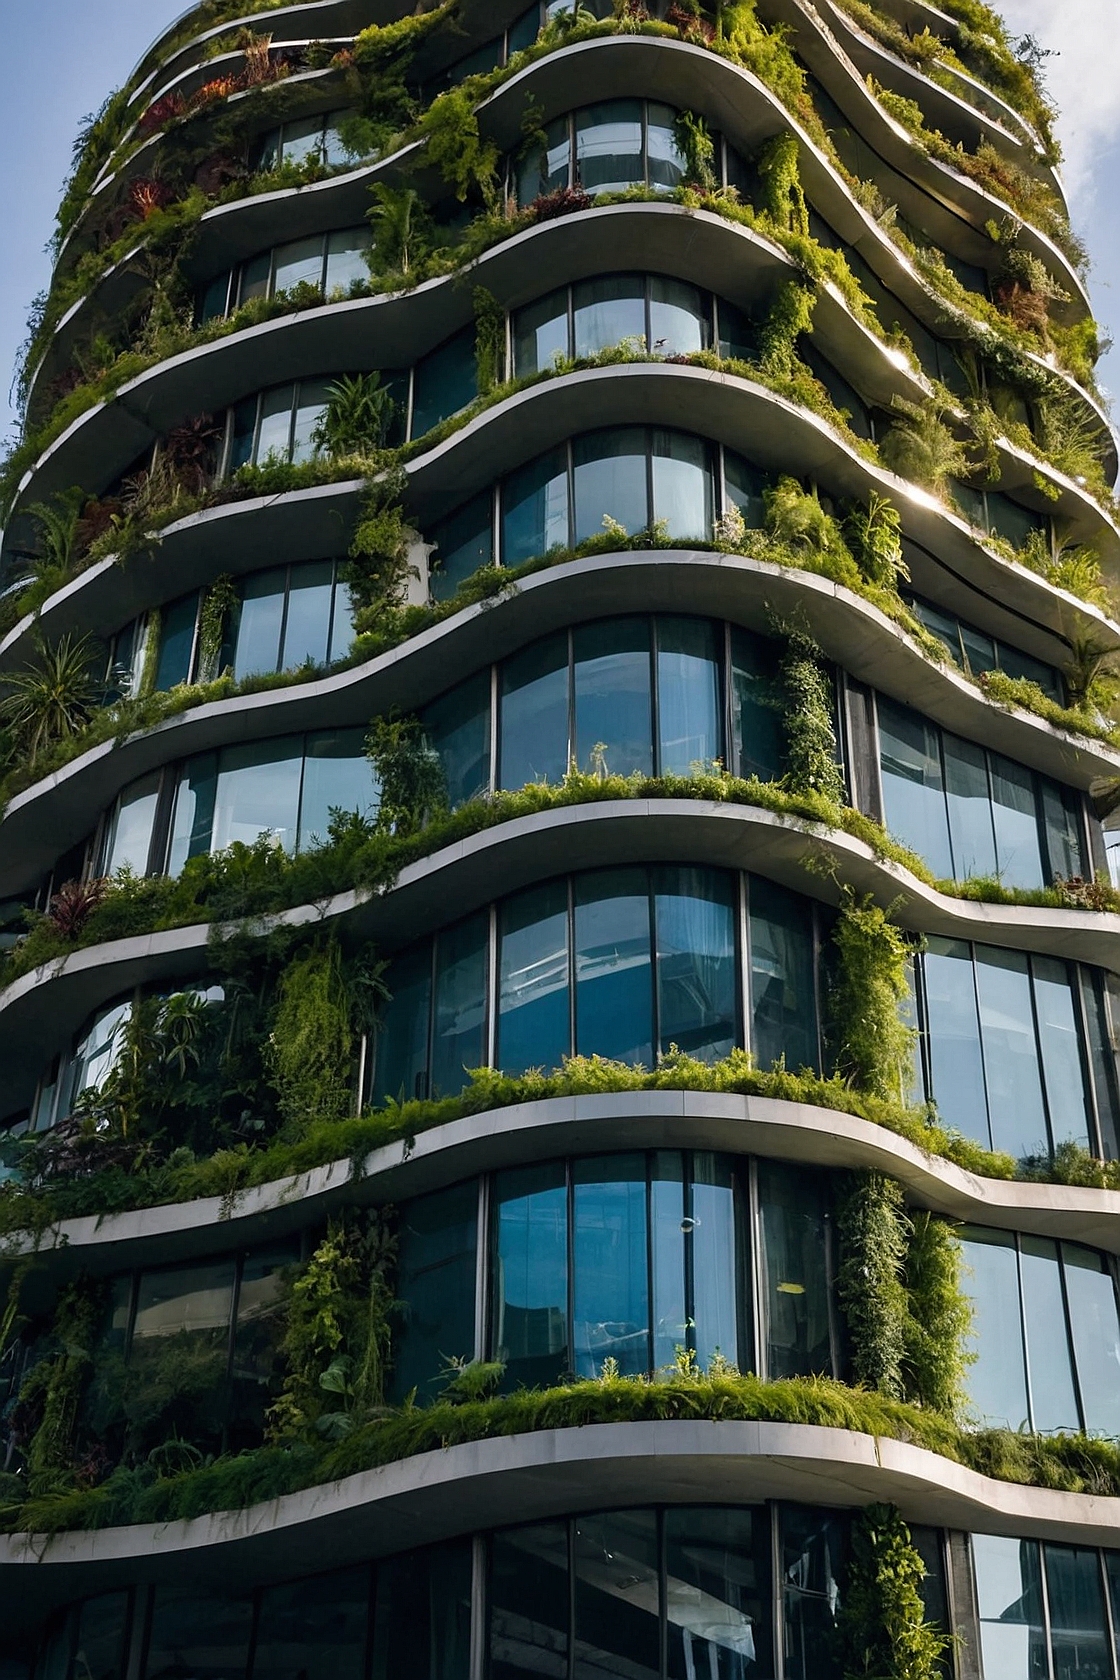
[12,1089,1120,1284]
[1,547,1115,901]
[5,1420,1120,1624]
[5,798,1120,1115]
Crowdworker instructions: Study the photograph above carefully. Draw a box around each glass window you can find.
[923,937,988,1143]
[758,1161,834,1379]
[878,698,953,879]
[498,880,570,1076]
[128,1261,236,1455]
[374,943,432,1104]
[239,250,271,306]
[572,1155,649,1377]
[64,1001,132,1117]
[292,378,333,464]
[689,1152,739,1371]
[749,877,818,1074]
[412,326,478,438]
[516,113,570,203]
[228,395,259,472]
[666,1507,772,1680]
[576,100,644,195]
[370,1541,472,1680]
[391,1182,478,1404]
[233,566,286,680]
[782,1506,847,1680]
[230,1242,298,1446]
[281,559,335,671]
[575,868,653,1064]
[73,1593,130,1680]
[650,1152,688,1372]
[281,114,327,168]
[646,101,687,192]
[144,1590,253,1680]
[650,276,708,355]
[1033,956,1091,1151]
[656,616,721,774]
[1044,1544,1111,1680]
[168,751,219,873]
[990,754,1043,889]
[959,1227,1030,1430]
[573,427,648,543]
[503,447,569,565]
[973,1533,1046,1680]
[273,235,325,295]
[655,867,737,1061]
[153,591,198,691]
[489,1524,569,1680]
[210,736,303,855]
[724,449,768,530]
[199,270,231,323]
[1041,782,1085,882]
[943,734,997,882]
[299,728,378,850]
[974,945,1047,1158]
[573,616,652,777]
[1063,1243,1120,1437]
[514,287,570,376]
[1019,1235,1079,1433]
[574,1511,660,1680]
[431,490,493,599]
[730,626,782,781]
[423,670,491,808]
[102,772,160,876]
[651,429,711,541]
[499,632,569,789]
[431,912,488,1096]
[253,1568,369,1680]
[256,383,295,463]
[325,228,371,295]
[573,274,646,358]
[491,1162,569,1389]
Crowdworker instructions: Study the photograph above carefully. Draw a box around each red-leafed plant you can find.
[47,877,109,941]
[128,177,174,221]
[161,413,223,495]
[136,91,186,138]
[530,185,593,222]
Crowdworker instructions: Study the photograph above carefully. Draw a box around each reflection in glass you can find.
[573,427,647,544]
[944,734,996,881]
[374,944,432,1105]
[749,877,818,1073]
[253,1568,370,1680]
[431,912,488,1096]
[499,633,570,789]
[655,867,736,1060]
[576,100,644,195]
[1019,1236,1079,1434]
[144,1590,253,1680]
[651,429,711,540]
[370,1541,471,1680]
[973,1533,1046,1680]
[923,938,988,1145]
[1045,1544,1111,1680]
[878,699,953,879]
[491,1163,569,1389]
[391,1182,478,1404]
[1063,1244,1120,1437]
[758,1161,834,1379]
[489,1524,570,1680]
[665,1506,772,1679]
[574,1510,660,1680]
[990,754,1043,889]
[299,728,378,849]
[782,1506,848,1680]
[573,1156,649,1376]
[1033,957,1091,1150]
[575,869,653,1064]
[974,946,1046,1158]
[731,626,783,781]
[573,617,652,776]
[573,274,645,357]
[102,773,160,876]
[503,447,569,564]
[423,670,491,809]
[210,737,303,855]
[498,881,570,1076]
[73,1593,129,1680]
[959,1228,1030,1430]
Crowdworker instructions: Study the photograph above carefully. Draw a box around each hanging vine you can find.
[473,286,506,394]
[757,131,809,234]
[903,1210,972,1416]
[759,279,817,380]
[266,937,357,1134]
[196,573,238,682]
[776,622,845,803]
[15,1278,106,1494]
[828,893,916,1102]
[365,710,448,834]
[837,1502,951,1679]
[836,1170,909,1399]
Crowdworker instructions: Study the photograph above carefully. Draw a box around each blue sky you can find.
[0,0,1115,453]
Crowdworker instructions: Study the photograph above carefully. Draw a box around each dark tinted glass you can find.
[781,1506,848,1680]
[572,427,647,543]
[253,1568,369,1680]
[431,912,488,1096]
[281,559,335,670]
[730,626,783,780]
[574,1510,660,1679]
[144,1590,253,1680]
[503,447,569,564]
[748,877,818,1073]
[758,1161,834,1379]
[374,943,432,1104]
[499,632,569,789]
[491,1162,569,1389]
[430,490,494,600]
[423,671,491,808]
[154,592,199,691]
[498,880,571,1076]
[370,1541,471,1680]
[572,1155,649,1377]
[574,868,653,1064]
[665,1507,772,1679]
[572,617,652,777]
[73,1593,130,1680]
[391,1181,478,1404]
[489,1524,569,1680]
[413,325,478,437]
[1045,1544,1111,1680]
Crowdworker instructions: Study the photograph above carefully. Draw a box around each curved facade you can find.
[2,3,1120,1677]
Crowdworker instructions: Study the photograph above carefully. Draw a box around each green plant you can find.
[904,1212,972,1417]
[473,287,505,394]
[778,622,846,802]
[266,938,356,1132]
[829,893,917,1104]
[757,131,809,235]
[844,492,908,591]
[837,1502,950,1679]
[419,83,500,206]
[312,374,398,457]
[879,400,969,493]
[0,633,103,768]
[674,109,718,188]
[22,488,87,599]
[195,573,238,683]
[759,280,816,380]
[365,711,447,834]
[837,1172,909,1399]
[366,182,425,275]
[16,1279,106,1496]
[344,471,414,630]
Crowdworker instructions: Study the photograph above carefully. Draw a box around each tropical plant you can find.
[879,399,969,492]
[367,182,424,275]
[0,633,103,766]
[365,711,448,834]
[312,374,397,457]
[837,1503,950,1678]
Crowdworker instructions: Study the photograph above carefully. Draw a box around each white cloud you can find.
[994,0,1120,207]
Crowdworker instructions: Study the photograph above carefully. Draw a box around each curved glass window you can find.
[906,595,1063,703]
[391,1153,837,1404]
[250,109,359,174]
[877,694,1086,887]
[913,938,1120,1159]
[959,1226,1120,1438]
[197,226,372,323]
[513,274,757,375]
[30,998,132,1135]
[429,430,768,598]
[516,100,686,204]
[228,560,355,680]
[973,1533,1116,1680]
[952,479,1047,551]
[372,867,822,1103]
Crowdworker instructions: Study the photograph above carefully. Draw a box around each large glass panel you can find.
[975,946,1047,1158]
[281,560,335,670]
[576,100,644,195]
[324,227,371,295]
[491,1163,569,1389]
[656,615,721,774]
[651,429,712,542]
[922,937,988,1141]
[373,943,432,1104]
[958,1228,1029,1430]
[651,1153,687,1371]
[431,911,488,1096]
[1033,956,1091,1151]
[717,297,757,364]
[500,632,569,789]
[782,1506,847,1680]
[64,1001,132,1115]
[239,251,271,306]
[256,384,295,464]
[991,754,1044,888]
[724,450,768,530]
[748,877,818,1074]
[573,427,648,544]
[370,1541,472,1680]
[300,728,379,849]
[1082,969,1120,1160]
[328,578,356,664]
[503,447,569,565]
[572,274,646,358]
[489,1523,570,1680]
[1062,1243,1120,1437]
[423,670,491,809]
[391,1182,478,1404]
[574,868,653,1064]
[649,276,708,356]
[943,734,997,882]
[690,1152,740,1370]
[281,114,327,168]
[877,699,953,879]
[730,625,783,781]
[143,1590,253,1680]
[665,1506,772,1680]
[647,101,687,191]
[572,617,652,777]
[1045,1544,1111,1680]
[1019,1235,1079,1433]
[655,867,737,1061]
[431,490,494,599]
[210,737,303,854]
[252,1568,369,1680]
[73,1593,130,1680]
[498,880,571,1076]
[102,772,160,876]
[1041,781,1085,882]
[228,395,259,473]
[572,1155,649,1377]
[167,751,219,872]
[972,1534,1046,1680]
[759,1161,833,1379]
[233,567,286,680]
[516,114,571,203]
[413,326,478,437]
[514,287,570,376]
[292,378,333,464]
[573,1511,660,1680]
[154,591,199,691]
[272,234,325,295]
[229,1241,299,1447]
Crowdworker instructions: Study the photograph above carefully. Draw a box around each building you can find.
[1,1,1119,1675]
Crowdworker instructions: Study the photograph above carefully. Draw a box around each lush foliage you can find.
[837,1502,951,1679]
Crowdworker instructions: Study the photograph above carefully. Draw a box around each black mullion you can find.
[363,1562,378,1680]
[275,564,293,675]
[426,934,439,1101]
[645,426,655,536]
[567,1517,576,1680]
[1055,1245,1089,1436]
[566,438,575,556]
[223,1253,243,1454]
[1071,964,1104,1159]
[722,618,734,777]
[287,382,299,464]
[650,615,661,777]
[567,281,575,362]
[244,1584,262,1680]
[645,1157,656,1378]
[658,1507,668,1680]
[1026,954,1058,1158]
